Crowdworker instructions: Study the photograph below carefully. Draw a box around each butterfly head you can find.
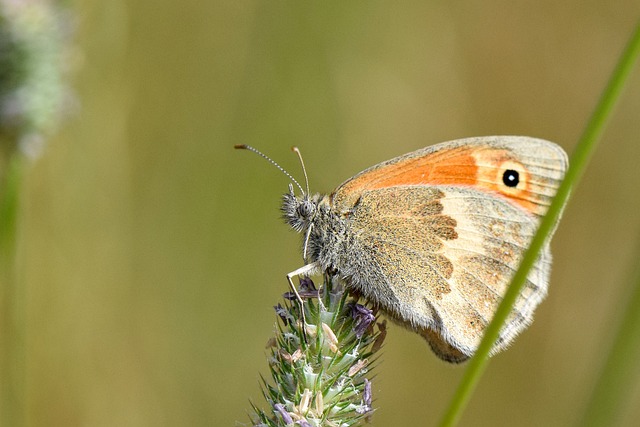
[282,185,320,233]
[282,186,339,267]
[235,143,319,232]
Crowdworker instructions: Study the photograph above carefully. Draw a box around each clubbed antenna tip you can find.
[234,144,305,195]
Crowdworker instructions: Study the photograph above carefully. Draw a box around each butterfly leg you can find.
[286,262,321,338]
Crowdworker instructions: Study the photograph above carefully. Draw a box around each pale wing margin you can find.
[437,186,553,355]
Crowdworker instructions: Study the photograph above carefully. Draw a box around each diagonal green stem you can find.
[577,241,640,427]
[438,20,640,427]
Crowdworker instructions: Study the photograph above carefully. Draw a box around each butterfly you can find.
[239,136,568,363]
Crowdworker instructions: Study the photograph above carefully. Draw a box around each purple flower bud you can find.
[284,277,319,300]
[299,276,316,292]
[363,378,372,407]
[351,304,375,338]
[283,291,297,301]
[274,403,293,425]
[274,304,290,325]
[356,378,373,415]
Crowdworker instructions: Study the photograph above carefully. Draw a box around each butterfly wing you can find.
[332,136,568,218]
[330,136,567,362]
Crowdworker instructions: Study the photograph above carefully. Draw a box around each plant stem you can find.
[578,242,640,427]
[0,153,25,427]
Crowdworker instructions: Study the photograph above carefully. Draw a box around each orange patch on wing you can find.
[334,145,544,216]
[496,187,540,216]
[339,147,479,195]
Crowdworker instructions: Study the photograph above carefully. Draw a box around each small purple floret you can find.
[351,304,375,338]
[274,403,293,424]
[355,378,373,415]
[299,276,316,292]
[274,304,289,325]
[363,378,372,408]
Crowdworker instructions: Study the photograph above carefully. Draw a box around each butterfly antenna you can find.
[291,146,310,195]
[234,144,305,194]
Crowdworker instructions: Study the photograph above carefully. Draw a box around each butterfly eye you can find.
[297,200,315,219]
[502,169,520,188]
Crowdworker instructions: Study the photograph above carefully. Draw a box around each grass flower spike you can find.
[250,274,386,427]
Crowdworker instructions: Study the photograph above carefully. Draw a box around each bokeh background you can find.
[5,1,640,426]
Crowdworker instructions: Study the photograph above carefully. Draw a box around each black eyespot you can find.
[502,169,519,188]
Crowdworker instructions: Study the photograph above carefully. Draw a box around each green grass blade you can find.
[0,154,25,427]
[438,20,640,427]
[0,155,24,253]
[578,243,640,427]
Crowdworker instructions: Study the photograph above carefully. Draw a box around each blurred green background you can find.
[7,1,640,426]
